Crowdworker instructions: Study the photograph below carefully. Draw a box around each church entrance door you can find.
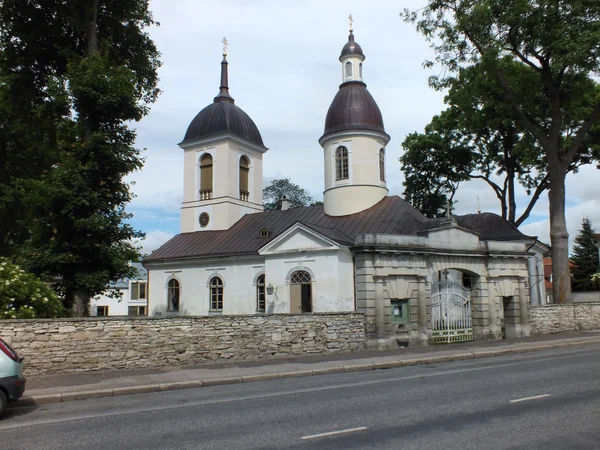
[290,270,312,313]
[431,279,472,344]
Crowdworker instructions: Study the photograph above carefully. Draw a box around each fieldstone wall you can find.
[570,292,600,303]
[0,313,365,376]
[530,303,600,335]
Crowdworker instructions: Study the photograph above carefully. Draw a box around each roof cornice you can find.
[178,133,269,153]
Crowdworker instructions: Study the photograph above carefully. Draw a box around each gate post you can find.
[519,277,531,337]
[374,278,386,348]
[417,275,428,345]
[487,277,500,340]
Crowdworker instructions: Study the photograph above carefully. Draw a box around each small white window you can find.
[210,277,224,311]
[335,146,349,180]
[345,61,352,77]
[256,275,266,312]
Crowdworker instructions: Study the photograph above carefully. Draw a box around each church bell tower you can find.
[178,39,268,233]
[320,18,390,216]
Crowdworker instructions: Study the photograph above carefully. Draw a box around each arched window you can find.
[379,148,385,182]
[359,62,363,78]
[345,61,352,77]
[200,154,213,200]
[335,146,349,181]
[239,155,250,201]
[256,274,265,312]
[167,279,180,312]
[210,277,224,311]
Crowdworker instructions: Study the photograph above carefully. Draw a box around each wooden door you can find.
[290,284,302,313]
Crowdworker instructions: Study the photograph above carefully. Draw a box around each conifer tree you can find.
[570,218,600,292]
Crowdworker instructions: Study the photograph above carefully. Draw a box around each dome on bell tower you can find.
[179,53,267,150]
[320,28,389,142]
[319,22,390,217]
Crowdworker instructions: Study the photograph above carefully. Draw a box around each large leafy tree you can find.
[570,218,600,292]
[402,60,598,225]
[263,178,314,211]
[403,0,600,303]
[0,0,161,315]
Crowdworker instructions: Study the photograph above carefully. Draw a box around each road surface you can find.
[1,345,599,449]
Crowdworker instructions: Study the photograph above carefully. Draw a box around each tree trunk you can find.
[73,289,90,317]
[548,166,571,303]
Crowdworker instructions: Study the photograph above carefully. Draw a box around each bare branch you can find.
[515,174,550,227]
[563,101,600,169]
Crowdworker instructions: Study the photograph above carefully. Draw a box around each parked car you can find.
[0,339,26,416]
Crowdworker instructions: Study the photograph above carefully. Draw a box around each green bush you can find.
[0,258,66,319]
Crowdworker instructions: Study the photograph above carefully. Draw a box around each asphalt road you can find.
[1,345,599,450]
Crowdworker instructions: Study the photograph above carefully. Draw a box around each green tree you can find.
[0,0,161,315]
[0,258,65,319]
[402,60,555,223]
[402,0,600,303]
[263,178,314,211]
[570,218,600,292]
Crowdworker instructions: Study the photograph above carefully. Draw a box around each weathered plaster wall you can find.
[148,256,265,316]
[0,313,365,376]
[530,303,600,335]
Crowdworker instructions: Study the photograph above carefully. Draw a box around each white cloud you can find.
[125,0,598,252]
[135,230,175,256]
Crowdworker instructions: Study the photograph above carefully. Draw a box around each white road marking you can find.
[3,349,596,431]
[301,427,368,440]
[510,394,551,403]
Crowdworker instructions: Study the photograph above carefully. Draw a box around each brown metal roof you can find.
[145,197,532,263]
[321,81,389,141]
[427,213,533,241]
[340,32,364,59]
[179,56,266,149]
[145,196,425,263]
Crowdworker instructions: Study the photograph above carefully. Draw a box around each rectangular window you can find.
[131,282,147,300]
[128,306,147,316]
[391,299,409,324]
[97,306,109,316]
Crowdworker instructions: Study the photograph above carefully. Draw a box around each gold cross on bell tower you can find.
[222,37,228,56]
[348,14,353,33]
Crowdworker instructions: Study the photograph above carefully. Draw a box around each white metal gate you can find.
[431,280,472,344]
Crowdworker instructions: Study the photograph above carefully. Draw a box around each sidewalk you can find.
[17,330,600,407]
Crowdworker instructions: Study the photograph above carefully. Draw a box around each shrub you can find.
[0,258,66,319]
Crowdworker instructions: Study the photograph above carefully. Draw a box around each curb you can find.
[14,338,600,408]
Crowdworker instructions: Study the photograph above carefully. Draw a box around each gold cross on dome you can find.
[348,14,353,32]
[222,37,228,56]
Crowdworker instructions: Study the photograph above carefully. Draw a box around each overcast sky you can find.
[129,0,599,255]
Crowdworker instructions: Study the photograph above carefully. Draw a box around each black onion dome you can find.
[321,81,388,139]
[340,32,364,59]
[179,56,266,149]
[180,101,265,148]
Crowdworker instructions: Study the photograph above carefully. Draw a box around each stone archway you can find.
[431,271,473,343]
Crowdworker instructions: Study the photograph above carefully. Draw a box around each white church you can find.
[144,26,548,348]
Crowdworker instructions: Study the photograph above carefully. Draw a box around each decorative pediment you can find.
[258,223,341,255]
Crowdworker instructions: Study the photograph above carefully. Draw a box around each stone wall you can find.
[0,313,365,376]
[570,292,600,303]
[530,303,600,335]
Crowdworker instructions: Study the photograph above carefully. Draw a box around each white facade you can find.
[321,132,389,216]
[92,280,148,317]
[148,224,355,317]
[180,136,266,232]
